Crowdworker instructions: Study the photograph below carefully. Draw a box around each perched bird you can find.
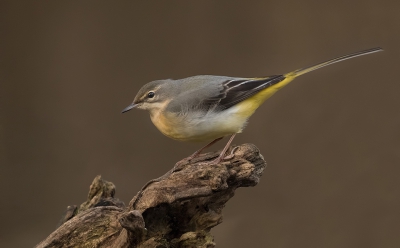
[122,48,382,164]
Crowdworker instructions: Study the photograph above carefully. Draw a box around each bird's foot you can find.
[176,145,239,167]
[223,146,239,160]
[197,146,239,166]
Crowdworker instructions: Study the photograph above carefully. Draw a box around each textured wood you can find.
[36,143,266,248]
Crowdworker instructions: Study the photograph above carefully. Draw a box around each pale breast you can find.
[150,107,249,142]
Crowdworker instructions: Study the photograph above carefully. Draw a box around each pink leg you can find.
[186,137,223,161]
[175,137,224,166]
[208,133,237,165]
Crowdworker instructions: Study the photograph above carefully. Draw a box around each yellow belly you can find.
[151,109,243,142]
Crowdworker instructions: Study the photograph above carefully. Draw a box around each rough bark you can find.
[36,143,266,248]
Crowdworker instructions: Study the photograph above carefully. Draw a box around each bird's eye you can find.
[147,91,155,98]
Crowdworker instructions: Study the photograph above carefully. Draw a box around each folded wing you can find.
[166,75,286,114]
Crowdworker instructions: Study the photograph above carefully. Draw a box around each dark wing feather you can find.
[217,75,285,109]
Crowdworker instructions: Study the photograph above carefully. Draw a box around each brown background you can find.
[1,1,399,247]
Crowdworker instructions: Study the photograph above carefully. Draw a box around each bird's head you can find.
[122,79,174,114]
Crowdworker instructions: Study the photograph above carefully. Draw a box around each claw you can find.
[223,146,239,160]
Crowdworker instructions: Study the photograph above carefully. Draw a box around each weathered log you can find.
[36,143,266,248]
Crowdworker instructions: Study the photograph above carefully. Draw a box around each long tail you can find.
[233,47,382,117]
[285,47,383,78]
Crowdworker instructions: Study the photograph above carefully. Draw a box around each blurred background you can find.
[1,1,399,247]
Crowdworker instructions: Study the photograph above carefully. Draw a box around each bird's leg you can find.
[188,137,223,160]
[223,146,240,160]
[175,137,223,166]
[206,133,237,165]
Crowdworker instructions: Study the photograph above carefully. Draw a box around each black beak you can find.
[121,103,138,113]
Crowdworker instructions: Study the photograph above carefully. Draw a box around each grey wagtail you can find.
[122,47,382,165]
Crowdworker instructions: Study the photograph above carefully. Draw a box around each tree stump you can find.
[36,143,266,248]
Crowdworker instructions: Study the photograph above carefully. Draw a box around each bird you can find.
[122,47,382,165]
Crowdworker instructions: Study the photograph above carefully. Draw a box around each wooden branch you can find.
[36,143,266,248]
